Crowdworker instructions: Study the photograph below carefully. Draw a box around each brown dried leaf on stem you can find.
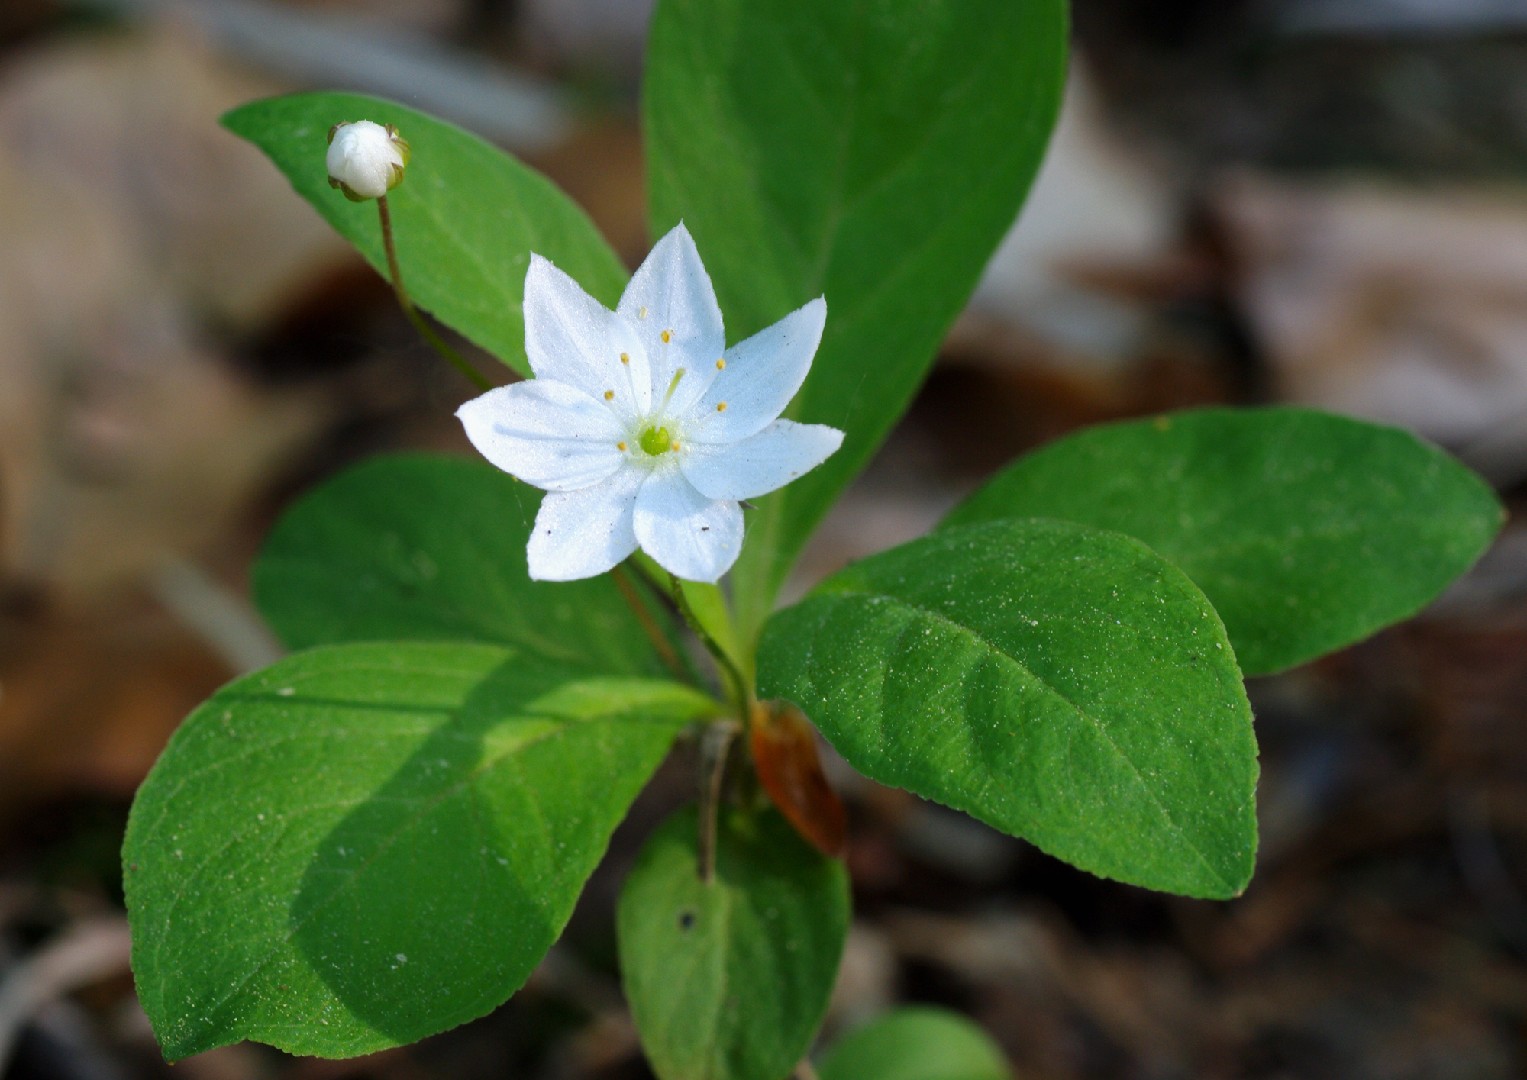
[750,700,847,859]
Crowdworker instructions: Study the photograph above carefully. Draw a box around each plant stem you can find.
[376,195,494,392]
[793,1060,822,1080]
[697,720,738,884]
[610,565,687,681]
[669,573,751,729]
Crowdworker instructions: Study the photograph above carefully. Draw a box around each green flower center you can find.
[638,424,673,456]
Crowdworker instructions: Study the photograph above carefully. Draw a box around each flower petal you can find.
[633,468,743,583]
[685,297,826,444]
[617,223,725,402]
[525,254,651,416]
[456,381,625,491]
[681,420,844,501]
[526,467,642,581]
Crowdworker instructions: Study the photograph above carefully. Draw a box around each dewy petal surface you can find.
[525,255,652,416]
[633,468,743,583]
[681,420,844,502]
[527,467,644,580]
[617,224,725,400]
[456,381,624,491]
[687,297,826,444]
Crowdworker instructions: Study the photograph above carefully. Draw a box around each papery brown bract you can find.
[750,700,846,858]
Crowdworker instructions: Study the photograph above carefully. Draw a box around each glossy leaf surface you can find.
[759,519,1258,899]
[645,0,1068,639]
[126,642,712,1058]
[255,454,671,676]
[944,408,1504,674]
[818,1008,1012,1080]
[618,806,849,1080]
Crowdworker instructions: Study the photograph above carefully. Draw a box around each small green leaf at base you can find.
[818,1008,1012,1080]
[254,453,672,676]
[224,92,627,372]
[125,642,712,1059]
[943,407,1505,675]
[617,806,850,1080]
[759,519,1258,900]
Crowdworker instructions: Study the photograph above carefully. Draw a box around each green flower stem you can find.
[376,195,494,392]
[667,573,753,885]
[669,573,752,728]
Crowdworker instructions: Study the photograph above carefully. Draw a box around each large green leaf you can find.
[255,454,671,676]
[125,642,714,1059]
[942,408,1505,675]
[818,1008,1012,1080]
[617,806,849,1080]
[758,520,1258,899]
[224,92,627,372]
[644,0,1068,641]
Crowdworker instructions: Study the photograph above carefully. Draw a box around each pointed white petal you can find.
[681,420,844,501]
[526,468,642,581]
[617,223,725,402]
[456,381,625,491]
[633,469,743,583]
[525,254,651,415]
[686,297,826,444]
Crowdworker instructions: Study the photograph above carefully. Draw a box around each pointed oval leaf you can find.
[255,454,672,676]
[818,1008,1012,1080]
[758,520,1258,899]
[943,408,1505,675]
[124,642,713,1059]
[224,92,627,372]
[644,0,1069,640]
[617,806,849,1080]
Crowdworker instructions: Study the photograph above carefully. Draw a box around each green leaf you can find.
[617,806,849,1080]
[224,92,627,372]
[758,519,1258,899]
[255,453,672,676]
[644,0,1068,642]
[124,642,713,1059]
[818,1008,1012,1080]
[942,408,1505,675]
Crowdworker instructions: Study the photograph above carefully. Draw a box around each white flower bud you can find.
[325,120,410,202]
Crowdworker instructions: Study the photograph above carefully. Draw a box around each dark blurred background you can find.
[1,1,1525,1077]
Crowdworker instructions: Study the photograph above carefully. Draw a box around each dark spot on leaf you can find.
[678,909,696,931]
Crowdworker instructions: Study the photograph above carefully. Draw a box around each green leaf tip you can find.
[645,0,1069,641]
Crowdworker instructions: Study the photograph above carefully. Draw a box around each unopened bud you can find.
[325,120,409,202]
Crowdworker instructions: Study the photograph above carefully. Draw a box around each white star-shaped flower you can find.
[457,223,843,583]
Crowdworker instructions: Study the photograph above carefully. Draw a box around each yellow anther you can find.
[670,440,681,452]
[620,352,630,365]
[638,306,649,320]
[617,441,627,452]
[715,358,726,370]
[716,402,728,412]
[661,329,673,344]
[604,390,615,401]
